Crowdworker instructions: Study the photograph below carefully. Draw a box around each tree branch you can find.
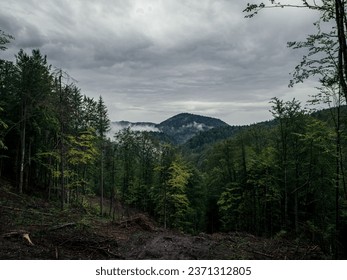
[244,1,324,18]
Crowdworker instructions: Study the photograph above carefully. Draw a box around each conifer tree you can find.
[15,49,53,193]
[96,96,110,215]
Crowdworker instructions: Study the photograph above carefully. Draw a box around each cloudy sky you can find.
[0,0,323,125]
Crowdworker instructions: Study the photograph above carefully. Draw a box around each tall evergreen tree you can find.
[15,49,53,193]
[0,30,13,150]
[96,95,110,215]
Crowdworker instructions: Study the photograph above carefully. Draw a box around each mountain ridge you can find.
[110,112,230,144]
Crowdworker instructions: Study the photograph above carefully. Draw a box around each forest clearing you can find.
[0,179,324,260]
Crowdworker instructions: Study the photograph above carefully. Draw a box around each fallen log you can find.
[48,222,76,231]
[2,230,34,246]
[244,249,274,259]
[0,205,53,216]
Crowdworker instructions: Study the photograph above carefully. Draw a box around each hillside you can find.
[0,179,324,260]
[157,113,229,144]
[184,125,243,151]
[183,119,277,154]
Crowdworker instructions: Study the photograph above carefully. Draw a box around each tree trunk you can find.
[59,73,65,211]
[60,136,64,210]
[334,99,341,259]
[335,0,347,102]
[109,154,116,217]
[100,144,104,216]
[280,118,289,229]
[19,106,26,194]
[164,183,167,229]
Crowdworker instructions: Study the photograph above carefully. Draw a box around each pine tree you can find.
[96,96,110,216]
[15,49,53,193]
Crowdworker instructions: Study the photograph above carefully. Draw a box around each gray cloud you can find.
[0,0,323,125]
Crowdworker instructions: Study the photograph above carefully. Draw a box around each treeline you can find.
[1,31,346,258]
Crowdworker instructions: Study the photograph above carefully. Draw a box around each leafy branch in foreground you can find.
[244,0,347,102]
[243,1,324,18]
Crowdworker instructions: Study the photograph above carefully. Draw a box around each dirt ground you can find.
[0,180,325,260]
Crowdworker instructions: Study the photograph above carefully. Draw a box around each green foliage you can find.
[67,129,98,166]
[287,18,338,88]
[96,95,110,138]
[217,182,243,231]
[159,157,192,231]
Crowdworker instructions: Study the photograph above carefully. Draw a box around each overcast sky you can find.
[0,0,323,125]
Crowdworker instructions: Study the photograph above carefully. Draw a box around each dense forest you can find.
[1,0,347,259]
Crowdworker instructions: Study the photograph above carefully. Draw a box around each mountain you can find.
[111,113,230,144]
[157,113,229,144]
[158,113,228,128]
